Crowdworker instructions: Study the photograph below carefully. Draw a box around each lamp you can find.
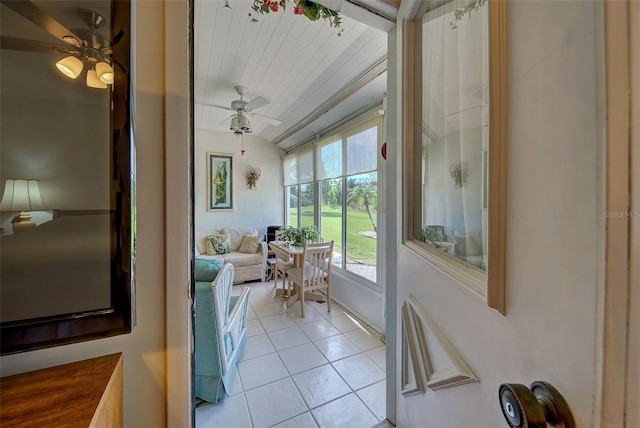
[0,179,46,233]
[238,114,250,132]
[87,67,108,89]
[230,116,240,132]
[96,61,114,84]
[55,56,84,79]
[54,57,114,89]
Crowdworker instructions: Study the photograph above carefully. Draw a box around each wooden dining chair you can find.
[269,242,296,296]
[287,241,334,317]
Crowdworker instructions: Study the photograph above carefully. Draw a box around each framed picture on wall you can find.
[207,153,233,211]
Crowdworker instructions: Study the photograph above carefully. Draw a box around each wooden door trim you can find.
[626,1,639,425]
[599,1,631,426]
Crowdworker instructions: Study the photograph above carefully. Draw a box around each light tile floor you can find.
[196,280,386,428]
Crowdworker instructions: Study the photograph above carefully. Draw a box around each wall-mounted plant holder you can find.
[449,161,468,188]
[246,165,261,189]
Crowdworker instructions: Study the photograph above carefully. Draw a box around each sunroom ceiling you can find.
[194,0,388,151]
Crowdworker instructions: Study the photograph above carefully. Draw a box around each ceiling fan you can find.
[0,0,123,89]
[199,86,282,136]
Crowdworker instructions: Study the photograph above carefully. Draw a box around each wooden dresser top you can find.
[0,353,123,428]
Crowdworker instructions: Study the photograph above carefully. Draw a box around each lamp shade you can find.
[86,68,108,89]
[230,116,240,132]
[0,179,46,211]
[96,61,114,84]
[238,115,250,131]
[55,56,84,79]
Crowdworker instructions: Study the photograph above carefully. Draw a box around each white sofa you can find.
[195,227,267,283]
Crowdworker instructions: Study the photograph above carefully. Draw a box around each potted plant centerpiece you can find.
[277,225,320,246]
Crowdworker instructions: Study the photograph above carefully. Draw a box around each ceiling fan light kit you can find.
[201,85,281,138]
[1,1,119,90]
[238,114,250,131]
[55,55,84,79]
[95,61,114,84]
[86,68,107,89]
[51,9,116,89]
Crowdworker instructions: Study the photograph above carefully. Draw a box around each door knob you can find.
[498,381,575,428]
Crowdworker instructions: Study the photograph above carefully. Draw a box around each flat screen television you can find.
[0,0,135,354]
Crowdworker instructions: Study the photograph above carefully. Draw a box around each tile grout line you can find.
[207,280,384,427]
[263,281,380,425]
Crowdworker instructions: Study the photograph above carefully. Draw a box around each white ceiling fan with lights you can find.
[199,86,282,136]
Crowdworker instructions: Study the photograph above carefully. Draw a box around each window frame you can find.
[403,0,508,314]
[284,111,383,291]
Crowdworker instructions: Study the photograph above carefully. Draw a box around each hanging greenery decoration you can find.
[226,0,343,36]
[450,0,487,30]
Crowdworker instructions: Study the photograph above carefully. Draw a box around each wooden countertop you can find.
[0,353,123,427]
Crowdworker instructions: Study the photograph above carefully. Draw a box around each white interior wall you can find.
[195,129,284,235]
[330,272,384,332]
[0,2,168,426]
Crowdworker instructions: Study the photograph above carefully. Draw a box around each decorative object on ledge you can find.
[421,225,447,247]
[450,0,487,29]
[225,0,344,36]
[246,165,261,189]
[449,161,468,188]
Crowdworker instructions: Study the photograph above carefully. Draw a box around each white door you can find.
[386,0,634,426]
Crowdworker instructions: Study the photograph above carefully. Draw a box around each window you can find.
[405,0,508,312]
[283,114,382,287]
[284,149,313,227]
[346,172,377,282]
[299,183,315,228]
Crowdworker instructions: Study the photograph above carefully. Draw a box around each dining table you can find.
[268,241,326,308]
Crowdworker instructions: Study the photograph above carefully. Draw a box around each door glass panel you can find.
[420,0,489,271]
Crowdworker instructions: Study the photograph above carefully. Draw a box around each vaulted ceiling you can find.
[194,0,392,151]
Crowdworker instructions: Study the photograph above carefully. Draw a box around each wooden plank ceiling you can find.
[194,0,387,150]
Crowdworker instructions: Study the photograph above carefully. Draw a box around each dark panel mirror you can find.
[0,0,135,354]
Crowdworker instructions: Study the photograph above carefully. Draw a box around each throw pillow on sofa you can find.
[206,233,231,255]
[238,235,262,254]
[194,258,223,282]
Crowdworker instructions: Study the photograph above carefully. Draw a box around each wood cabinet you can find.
[0,353,123,427]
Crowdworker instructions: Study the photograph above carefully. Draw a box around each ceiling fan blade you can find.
[0,36,74,54]
[244,96,269,112]
[219,114,235,125]
[1,0,82,46]
[251,112,282,126]
[198,101,234,112]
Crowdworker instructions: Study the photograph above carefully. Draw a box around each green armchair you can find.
[194,261,250,403]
